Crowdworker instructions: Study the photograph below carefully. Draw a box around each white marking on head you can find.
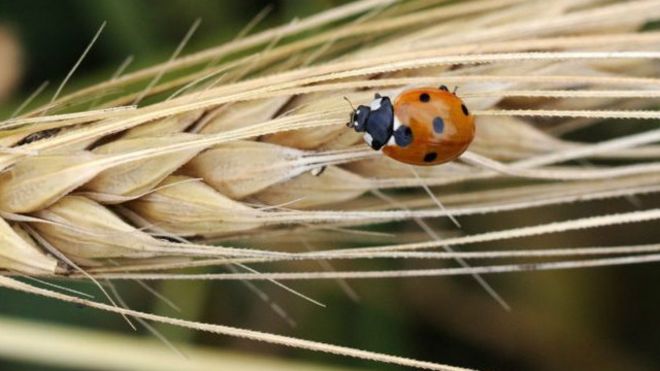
[369,98,382,111]
[393,116,402,130]
[386,136,397,147]
[353,108,362,128]
[363,132,373,146]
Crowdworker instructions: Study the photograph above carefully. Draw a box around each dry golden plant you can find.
[1,0,660,369]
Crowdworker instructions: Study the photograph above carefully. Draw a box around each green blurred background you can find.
[0,1,659,370]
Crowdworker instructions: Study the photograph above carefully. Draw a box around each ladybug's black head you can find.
[349,105,370,132]
[347,93,394,151]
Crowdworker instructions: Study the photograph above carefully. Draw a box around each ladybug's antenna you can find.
[343,96,357,128]
[452,86,459,94]
[343,96,356,112]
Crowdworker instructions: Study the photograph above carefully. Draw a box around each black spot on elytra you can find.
[423,152,438,162]
[419,93,430,102]
[461,103,469,116]
[432,117,444,133]
[393,125,413,147]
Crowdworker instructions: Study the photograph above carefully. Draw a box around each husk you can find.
[0,152,104,213]
[254,166,371,209]
[31,195,165,261]
[0,219,58,275]
[85,134,206,202]
[128,175,263,237]
[182,141,316,199]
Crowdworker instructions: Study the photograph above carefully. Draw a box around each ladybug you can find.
[347,86,475,166]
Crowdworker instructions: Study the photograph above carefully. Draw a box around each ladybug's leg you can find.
[374,93,382,99]
[310,166,326,176]
[438,85,449,92]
